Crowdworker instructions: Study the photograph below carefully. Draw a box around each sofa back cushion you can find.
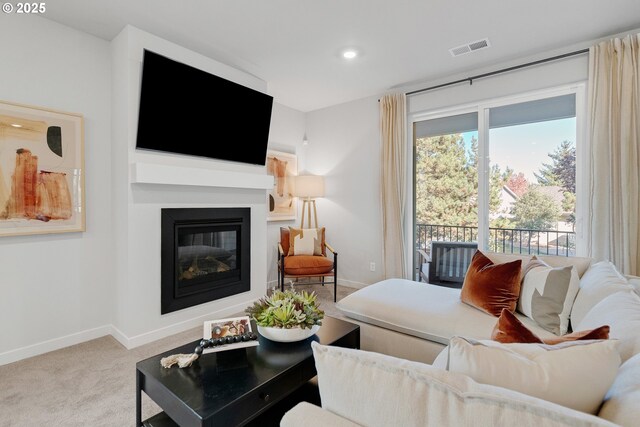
[576,289,640,362]
[447,337,620,414]
[598,352,640,426]
[460,251,522,317]
[571,261,632,327]
[312,342,614,427]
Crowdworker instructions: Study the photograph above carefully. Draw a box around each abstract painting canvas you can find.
[0,100,84,236]
[266,150,297,221]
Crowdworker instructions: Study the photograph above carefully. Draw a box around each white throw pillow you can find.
[598,352,640,426]
[518,256,580,335]
[576,289,640,362]
[291,228,320,255]
[571,261,631,327]
[447,336,620,414]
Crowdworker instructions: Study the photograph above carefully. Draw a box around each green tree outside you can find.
[535,140,576,193]
[415,133,508,228]
[415,134,477,227]
[510,187,562,250]
[511,187,561,230]
[415,135,572,245]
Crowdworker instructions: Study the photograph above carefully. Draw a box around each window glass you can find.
[413,92,578,280]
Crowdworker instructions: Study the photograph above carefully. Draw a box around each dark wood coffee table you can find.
[136,316,359,426]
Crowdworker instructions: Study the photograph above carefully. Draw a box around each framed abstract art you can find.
[0,100,85,236]
[266,150,297,221]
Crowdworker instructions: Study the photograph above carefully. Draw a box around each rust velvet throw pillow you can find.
[460,250,522,317]
[491,308,610,344]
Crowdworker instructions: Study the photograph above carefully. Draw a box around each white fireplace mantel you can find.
[130,162,274,190]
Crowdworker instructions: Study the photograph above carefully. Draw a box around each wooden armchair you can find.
[277,227,338,302]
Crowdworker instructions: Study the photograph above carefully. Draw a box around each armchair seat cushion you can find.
[284,255,333,275]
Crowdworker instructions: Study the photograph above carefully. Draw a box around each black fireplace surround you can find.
[161,208,250,314]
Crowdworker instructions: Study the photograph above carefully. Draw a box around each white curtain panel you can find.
[588,34,640,276]
[380,93,408,279]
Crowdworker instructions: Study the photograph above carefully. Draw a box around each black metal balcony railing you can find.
[416,223,576,257]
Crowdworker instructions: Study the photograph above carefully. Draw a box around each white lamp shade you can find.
[294,175,325,198]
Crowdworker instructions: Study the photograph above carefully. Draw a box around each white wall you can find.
[266,97,383,289]
[303,51,593,288]
[2,16,623,365]
[0,15,113,364]
[110,26,276,348]
[407,55,589,114]
[406,55,590,259]
[403,26,640,114]
[0,21,305,364]
[305,96,384,287]
[265,103,306,286]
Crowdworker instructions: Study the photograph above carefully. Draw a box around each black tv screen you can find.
[136,50,273,166]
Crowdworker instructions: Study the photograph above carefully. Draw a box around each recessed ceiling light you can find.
[11,124,22,128]
[342,50,358,59]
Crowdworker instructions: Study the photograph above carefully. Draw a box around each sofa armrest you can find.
[281,402,361,427]
[325,242,337,255]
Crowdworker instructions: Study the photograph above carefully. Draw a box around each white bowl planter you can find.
[257,324,321,343]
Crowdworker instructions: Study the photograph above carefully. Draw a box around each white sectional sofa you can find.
[281,252,640,427]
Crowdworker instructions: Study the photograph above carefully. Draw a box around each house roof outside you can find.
[499,184,569,214]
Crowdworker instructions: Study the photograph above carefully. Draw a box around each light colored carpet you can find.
[0,284,355,426]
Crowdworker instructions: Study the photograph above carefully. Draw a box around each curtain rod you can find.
[401,48,589,97]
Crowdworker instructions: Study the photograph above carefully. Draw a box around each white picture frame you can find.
[0,99,85,236]
[202,316,259,354]
[266,150,297,221]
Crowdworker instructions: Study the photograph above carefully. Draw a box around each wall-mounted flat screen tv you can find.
[136,49,273,166]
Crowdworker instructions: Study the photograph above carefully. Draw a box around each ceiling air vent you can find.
[449,38,491,57]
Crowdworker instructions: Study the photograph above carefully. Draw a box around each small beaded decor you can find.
[161,333,259,369]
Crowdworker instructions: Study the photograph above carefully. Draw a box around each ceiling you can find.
[44,1,640,112]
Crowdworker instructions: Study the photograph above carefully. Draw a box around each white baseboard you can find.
[110,300,252,349]
[0,324,112,366]
[338,279,368,289]
[0,301,257,366]
[0,282,375,366]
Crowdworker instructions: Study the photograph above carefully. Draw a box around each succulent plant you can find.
[245,288,324,329]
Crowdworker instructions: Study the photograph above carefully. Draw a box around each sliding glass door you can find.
[488,94,577,256]
[412,87,581,281]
